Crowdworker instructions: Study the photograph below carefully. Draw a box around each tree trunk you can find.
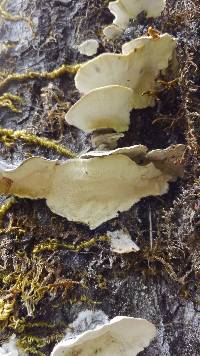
[0,0,199,355]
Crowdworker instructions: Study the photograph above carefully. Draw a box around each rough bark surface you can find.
[0,0,199,355]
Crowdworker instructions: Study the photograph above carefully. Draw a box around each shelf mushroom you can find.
[65,85,134,133]
[65,85,134,148]
[75,33,176,109]
[108,0,130,29]
[0,144,184,229]
[51,316,156,356]
[105,0,166,33]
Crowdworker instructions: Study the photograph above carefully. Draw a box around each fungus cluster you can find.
[0,19,182,231]
[0,1,186,355]
[51,314,156,356]
[104,0,166,39]
[66,30,176,148]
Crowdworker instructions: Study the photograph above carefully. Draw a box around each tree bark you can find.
[0,0,199,355]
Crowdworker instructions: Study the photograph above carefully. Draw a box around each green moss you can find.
[33,235,109,254]
[17,332,64,355]
[0,93,23,112]
[0,197,16,227]
[0,64,81,91]
[69,294,101,305]
[0,127,76,157]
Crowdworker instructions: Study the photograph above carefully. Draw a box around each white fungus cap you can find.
[51,316,156,356]
[75,33,176,109]
[65,85,134,133]
[0,145,184,229]
[109,1,130,28]
[109,0,166,28]
[78,39,99,57]
[122,35,158,55]
[121,0,166,18]
[81,144,185,177]
[0,153,176,229]
[80,144,148,160]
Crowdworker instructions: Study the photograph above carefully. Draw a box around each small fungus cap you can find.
[65,85,134,133]
[109,1,130,28]
[103,24,123,40]
[91,132,124,150]
[78,39,99,56]
[51,316,156,356]
[109,0,166,28]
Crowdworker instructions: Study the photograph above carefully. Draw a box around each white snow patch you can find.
[107,229,140,254]
[69,309,109,335]
[0,335,26,356]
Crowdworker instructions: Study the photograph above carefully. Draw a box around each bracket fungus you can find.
[80,144,148,160]
[75,33,176,109]
[65,85,134,133]
[0,144,184,229]
[108,1,130,29]
[108,0,166,29]
[81,144,185,178]
[78,39,99,57]
[51,316,156,356]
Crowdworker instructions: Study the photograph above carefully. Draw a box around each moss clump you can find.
[33,235,109,254]
[0,197,16,227]
[0,92,23,112]
[0,299,15,322]
[0,252,80,330]
[0,64,81,91]
[0,127,76,157]
[17,333,64,355]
